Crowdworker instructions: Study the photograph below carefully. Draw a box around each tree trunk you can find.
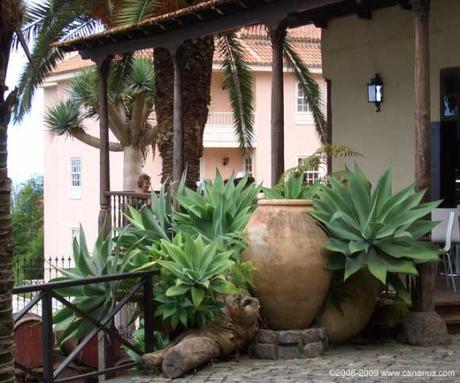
[123,145,144,191]
[154,37,214,188]
[142,295,259,379]
[0,2,22,382]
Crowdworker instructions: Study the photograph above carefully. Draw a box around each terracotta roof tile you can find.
[52,26,321,75]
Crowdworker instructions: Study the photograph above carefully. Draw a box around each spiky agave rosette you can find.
[310,164,442,303]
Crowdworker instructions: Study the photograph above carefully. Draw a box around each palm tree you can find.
[0,1,23,381]
[15,0,326,187]
[44,56,157,190]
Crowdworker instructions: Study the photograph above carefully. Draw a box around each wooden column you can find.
[269,23,287,186]
[413,0,434,312]
[326,79,333,174]
[96,57,112,238]
[171,46,184,184]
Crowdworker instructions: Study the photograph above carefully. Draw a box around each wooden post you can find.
[97,57,112,238]
[268,23,287,186]
[171,46,184,185]
[413,0,434,312]
[326,79,333,174]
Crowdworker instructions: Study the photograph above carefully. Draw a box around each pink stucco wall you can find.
[43,68,325,261]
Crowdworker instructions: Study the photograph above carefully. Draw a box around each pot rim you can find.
[257,198,313,206]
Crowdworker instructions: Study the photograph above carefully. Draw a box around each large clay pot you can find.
[241,199,331,330]
[316,269,383,343]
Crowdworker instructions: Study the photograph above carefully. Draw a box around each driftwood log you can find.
[142,294,260,378]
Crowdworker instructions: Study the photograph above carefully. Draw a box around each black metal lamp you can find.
[368,73,383,112]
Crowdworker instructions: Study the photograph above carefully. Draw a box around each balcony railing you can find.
[106,191,151,229]
[204,112,256,148]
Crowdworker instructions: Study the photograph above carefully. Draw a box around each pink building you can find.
[42,26,325,262]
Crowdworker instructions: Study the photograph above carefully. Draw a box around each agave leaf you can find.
[166,284,189,297]
[387,273,412,304]
[191,287,205,308]
[344,252,366,280]
[367,248,387,284]
[376,239,441,261]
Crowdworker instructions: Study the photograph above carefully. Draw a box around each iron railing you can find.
[13,270,158,383]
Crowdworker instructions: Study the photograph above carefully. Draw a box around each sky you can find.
[6,48,44,186]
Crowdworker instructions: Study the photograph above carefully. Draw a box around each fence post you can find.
[143,275,154,353]
[42,290,54,383]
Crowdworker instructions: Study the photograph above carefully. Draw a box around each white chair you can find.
[440,211,456,292]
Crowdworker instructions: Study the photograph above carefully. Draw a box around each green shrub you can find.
[262,173,322,199]
[154,234,239,329]
[52,227,134,345]
[310,165,442,302]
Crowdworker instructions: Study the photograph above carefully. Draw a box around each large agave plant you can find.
[310,165,442,302]
[174,172,259,256]
[155,234,238,329]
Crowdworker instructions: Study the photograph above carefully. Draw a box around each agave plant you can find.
[310,165,442,302]
[52,226,133,345]
[154,234,239,329]
[174,172,259,257]
[262,173,322,199]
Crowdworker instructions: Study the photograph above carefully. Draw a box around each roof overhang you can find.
[53,0,410,61]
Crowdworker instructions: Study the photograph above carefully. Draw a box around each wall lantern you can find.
[367,73,384,112]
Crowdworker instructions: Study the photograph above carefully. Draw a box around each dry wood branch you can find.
[142,294,259,378]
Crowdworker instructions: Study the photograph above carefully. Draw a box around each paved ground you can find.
[110,335,460,382]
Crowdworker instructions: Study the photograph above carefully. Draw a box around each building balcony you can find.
[203,112,256,148]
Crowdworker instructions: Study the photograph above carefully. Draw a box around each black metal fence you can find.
[13,270,157,383]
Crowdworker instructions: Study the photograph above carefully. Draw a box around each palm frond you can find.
[45,100,84,136]
[13,0,87,122]
[217,32,255,152]
[116,0,160,25]
[283,38,328,144]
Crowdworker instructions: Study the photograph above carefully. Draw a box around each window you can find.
[297,156,324,184]
[244,156,253,176]
[296,82,311,113]
[70,157,81,198]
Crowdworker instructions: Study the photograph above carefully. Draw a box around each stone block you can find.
[251,343,278,360]
[302,328,328,350]
[278,330,302,345]
[303,341,324,358]
[278,345,300,360]
[256,329,278,344]
[400,312,451,346]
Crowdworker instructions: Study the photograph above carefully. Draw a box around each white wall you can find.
[322,0,460,190]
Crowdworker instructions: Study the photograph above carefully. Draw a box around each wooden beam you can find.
[268,23,286,186]
[171,46,184,184]
[413,0,434,312]
[77,0,342,60]
[96,57,112,238]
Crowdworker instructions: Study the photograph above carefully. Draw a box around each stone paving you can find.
[110,335,460,382]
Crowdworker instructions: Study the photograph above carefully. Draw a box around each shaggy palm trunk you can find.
[123,145,144,191]
[154,37,214,188]
[0,1,22,382]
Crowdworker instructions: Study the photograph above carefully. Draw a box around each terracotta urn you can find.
[316,269,383,343]
[241,199,331,330]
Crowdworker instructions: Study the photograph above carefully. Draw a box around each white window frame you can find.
[244,155,254,177]
[70,157,82,199]
[295,81,314,124]
[296,155,326,184]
